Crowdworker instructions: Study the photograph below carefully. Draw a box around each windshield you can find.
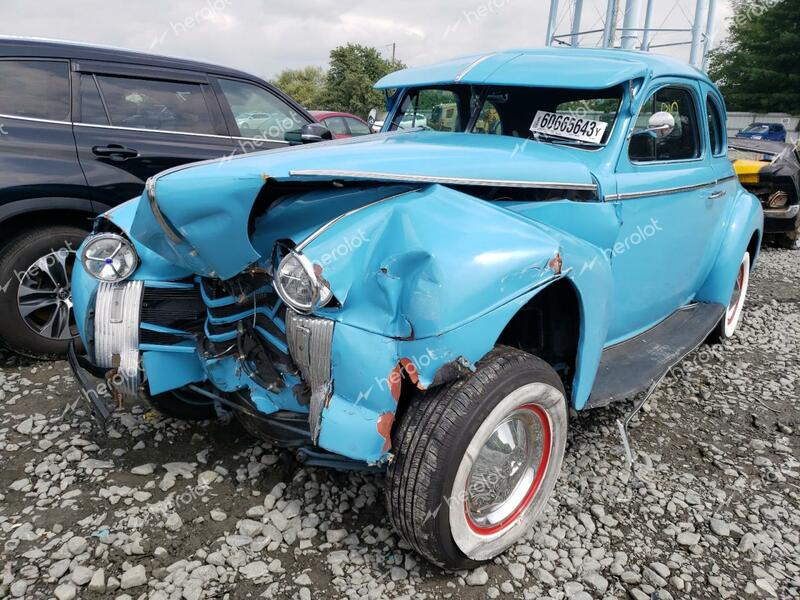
[389,84,623,147]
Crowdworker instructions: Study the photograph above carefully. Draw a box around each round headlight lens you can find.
[81,234,139,282]
[275,251,332,313]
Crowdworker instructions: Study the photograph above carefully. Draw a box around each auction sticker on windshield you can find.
[530,111,608,144]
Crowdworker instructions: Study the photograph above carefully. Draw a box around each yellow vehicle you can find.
[731,140,800,248]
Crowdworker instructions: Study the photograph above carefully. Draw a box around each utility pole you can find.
[391,42,396,62]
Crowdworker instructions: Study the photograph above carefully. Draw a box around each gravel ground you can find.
[0,246,798,600]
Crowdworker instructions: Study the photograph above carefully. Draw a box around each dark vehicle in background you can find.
[736,122,787,142]
[310,110,372,138]
[731,138,800,248]
[0,37,325,358]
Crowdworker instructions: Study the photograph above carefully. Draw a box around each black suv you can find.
[0,38,325,358]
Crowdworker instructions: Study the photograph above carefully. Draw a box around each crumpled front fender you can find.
[304,184,567,339]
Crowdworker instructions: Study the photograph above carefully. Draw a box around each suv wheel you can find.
[0,226,89,359]
[386,346,568,569]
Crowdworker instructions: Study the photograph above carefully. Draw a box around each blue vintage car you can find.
[69,48,763,568]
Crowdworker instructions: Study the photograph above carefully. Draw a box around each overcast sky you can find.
[1,0,733,81]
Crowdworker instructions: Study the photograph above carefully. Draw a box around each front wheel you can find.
[386,346,568,569]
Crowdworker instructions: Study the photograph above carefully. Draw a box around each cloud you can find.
[0,0,733,82]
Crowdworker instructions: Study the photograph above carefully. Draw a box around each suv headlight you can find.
[274,250,332,313]
[80,233,139,282]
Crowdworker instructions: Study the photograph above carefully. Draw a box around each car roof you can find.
[375,47,711,90]
[0,36,259,81]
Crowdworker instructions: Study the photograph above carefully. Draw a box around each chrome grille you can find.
[94,280,144,398]
[285,310,334,442]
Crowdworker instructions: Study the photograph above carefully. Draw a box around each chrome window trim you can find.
[231,135,291,144]
[606,176,735,201]
[0,113,71,126]
[288,169,598,192]
[626,82,706,165]
[72,121,230,140]
[68,122,292,144]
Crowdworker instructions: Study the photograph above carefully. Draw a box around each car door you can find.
[0,58,90,214]
[609,81,726,342]
[212,76,309,153]
[344,117,372,137]
[321,116,350,139]
[72,62,236,208]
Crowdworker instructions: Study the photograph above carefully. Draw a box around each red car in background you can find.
[311,111,372,138]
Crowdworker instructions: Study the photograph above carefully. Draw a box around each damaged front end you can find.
[72,137,590,466]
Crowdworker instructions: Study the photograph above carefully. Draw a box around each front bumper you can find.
[763,204,799,233]
[67,342,111,428]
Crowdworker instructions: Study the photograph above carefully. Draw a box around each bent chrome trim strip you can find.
[288,169,598,192]
[296,188,422,252]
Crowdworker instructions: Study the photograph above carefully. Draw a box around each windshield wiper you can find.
[531,132,604,148]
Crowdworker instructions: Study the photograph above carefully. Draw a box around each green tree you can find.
[271,66,326,109]
[708,0,800,113]
[321,44,405,118]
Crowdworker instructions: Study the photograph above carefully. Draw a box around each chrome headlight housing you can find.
[274,250,332,313]
[80,233,139,282]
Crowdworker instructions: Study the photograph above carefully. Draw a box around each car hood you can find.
[129,130,599,280]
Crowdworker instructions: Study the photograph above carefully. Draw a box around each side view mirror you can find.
[367,108,378,127]
[300,123,333,144]
[632,111,676,139]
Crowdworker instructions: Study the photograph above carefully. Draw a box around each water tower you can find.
[545,0,719,70]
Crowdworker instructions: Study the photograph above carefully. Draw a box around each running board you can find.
[586,302,725,409]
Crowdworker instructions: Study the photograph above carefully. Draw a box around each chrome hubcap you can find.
[466,405,548,530]
[16,249,77,340]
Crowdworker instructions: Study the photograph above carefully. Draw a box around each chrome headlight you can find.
[274,250,332,313]
[80,233,139,282]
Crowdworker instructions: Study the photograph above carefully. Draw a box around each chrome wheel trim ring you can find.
[464,405,549,531]
[16,249,78,341]
[449,382,567,561]
[723,252,750,338]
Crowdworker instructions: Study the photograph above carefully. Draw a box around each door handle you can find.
[92,144,139,159]
[707,190,727,200]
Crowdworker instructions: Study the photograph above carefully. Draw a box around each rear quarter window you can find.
[0,59,70,121]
